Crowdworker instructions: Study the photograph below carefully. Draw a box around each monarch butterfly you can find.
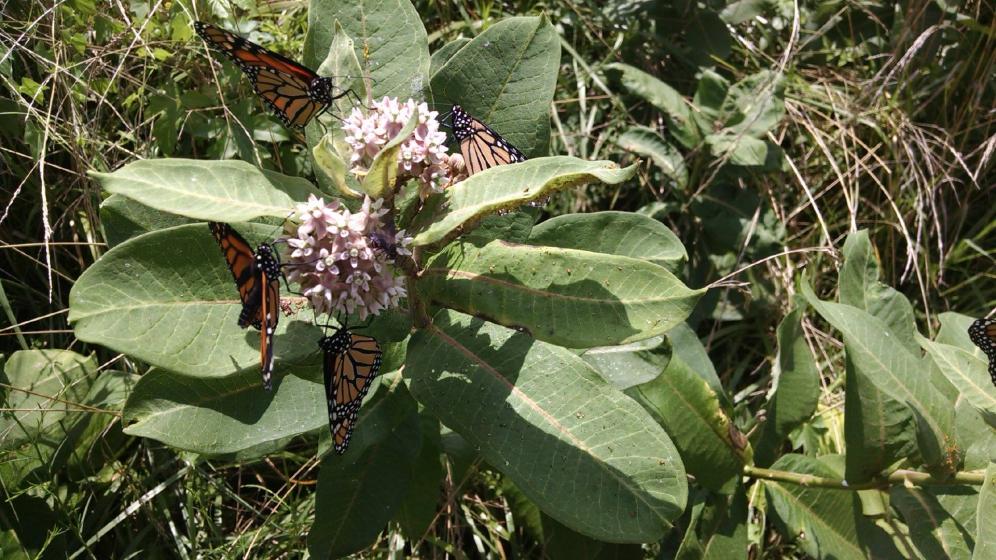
[194,21,354,128]
[969,317,996,386]
[319,325,382,454]
[209,222,281,390]
[450,105,527,175]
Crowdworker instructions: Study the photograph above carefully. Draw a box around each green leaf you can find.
[0,350,96,448]
[463,209,537,244]
[839,230,917,353]
[694,70,729,117]
[527,211,687,273]
[541,512,645,559]
[956,399,996,471]
[305,0,429,101]
[312,133,361,198]
[764,454,898,559]
[502,479,545,542]
[697,70,785,167]
[122,361,322,454]
[976,463,996,559]
[69,224,318,378]
[718,70,785,137]
[937,312,980,351]
[891,485,976,560]
[90,159,318,222]
[676,486,748,560]
[841,348,918,483]
[304,21,369,166]
[681,10,731,69]
[315,20,366,117]
[395,413,443,539]
[0,281,26,351]
[616,126,688,188]
[404,310,687,542]
[801,281,954,478]
[430,16,559,157]
[754,305,820,467]
[720,0,768,24]
[309,382,421,558]
[1,367,134,490]
[411,156,637,248]
[100,194,193,248]
[626,352,749,492]
[705,133,770,166]
[692,184,784,258]
[605,63,703,149]
[582,337,667,391]
[360,108,419,199]
[419,239,703,348]
[921,337,996,428]
[667,323,728,406]
[429,38,469,76]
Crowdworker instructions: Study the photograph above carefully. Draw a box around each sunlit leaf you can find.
[90,159,319,222]
[405,310,687,542]
[411,157,636,247]
[419,239,703,347]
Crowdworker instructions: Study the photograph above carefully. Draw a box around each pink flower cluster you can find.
[282,195,410,320]
[342,96,467,194]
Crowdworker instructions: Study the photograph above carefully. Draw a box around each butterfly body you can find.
[368,231,398,261]
[450,105,526,175]
[194,21,352,128]
[210,222,280,390]
[969,317,996,386]
[319,327,383,454]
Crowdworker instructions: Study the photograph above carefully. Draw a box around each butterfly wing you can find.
[210,223,281,389]
[969,318,996,386]
[194,22,317,81]
[194,21,324,128]
[257,266,280,390]
[253,68,322,128]
[322,331,383,454]
[209,222,261,328]
[452,105,527,176]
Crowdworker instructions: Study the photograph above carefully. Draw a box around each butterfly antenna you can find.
[436,107,454,130]
[263,210,296,243]
[345,88,367,111]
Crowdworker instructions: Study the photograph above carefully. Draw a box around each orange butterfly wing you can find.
[209,222,258,326]
[194,21,325,128]
[210,222,281,390]
[321,330,383,454]
[253,68,321,128]
[451,105,526,176]
[194,22,317,81]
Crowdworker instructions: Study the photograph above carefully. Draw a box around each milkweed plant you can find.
[58,1,994,558]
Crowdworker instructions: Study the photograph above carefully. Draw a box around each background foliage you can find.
[1,0,994,558]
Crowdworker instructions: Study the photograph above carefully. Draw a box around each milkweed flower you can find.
[282,195,408,320]
[341,96,464,195]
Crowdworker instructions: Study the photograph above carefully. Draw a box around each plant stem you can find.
[404,246,431,329]
[743,465,987,489]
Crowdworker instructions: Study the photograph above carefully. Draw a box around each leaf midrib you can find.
[766,481,864,558]
[422,268,685,306]
[100,166,289,216]
[428,322,670,524]
[70,299,239,321]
